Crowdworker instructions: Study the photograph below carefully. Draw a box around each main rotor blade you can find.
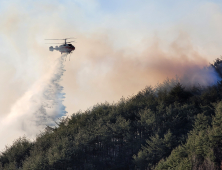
[65,37,76,39]
[66,41,76,43]
[45,43,63,44]
[45,38,76,40]
[45,39,65,40]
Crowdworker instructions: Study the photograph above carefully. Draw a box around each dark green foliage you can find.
[211,57,222,77]
[133,130,174,169]
[1,60,222,169]
[0,137,33,169]
[167,83,193,104]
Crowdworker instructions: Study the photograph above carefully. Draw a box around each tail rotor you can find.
[49,46,54,51]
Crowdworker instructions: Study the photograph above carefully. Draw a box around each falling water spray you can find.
[0,54,67,151]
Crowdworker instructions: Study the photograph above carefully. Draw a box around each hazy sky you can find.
[0,0,222,150]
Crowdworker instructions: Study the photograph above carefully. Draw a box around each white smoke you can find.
[154,64,221,95]
[181,66,220,87]
[0,54,67,151]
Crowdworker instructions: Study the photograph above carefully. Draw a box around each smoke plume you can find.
[61,34,221,115]
[1,0,222,152]
[0,54,67,151]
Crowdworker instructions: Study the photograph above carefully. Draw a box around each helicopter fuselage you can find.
[50,44,75,54]
[46,38,76,54]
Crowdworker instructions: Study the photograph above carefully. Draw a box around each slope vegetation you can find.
[1,59,222,170]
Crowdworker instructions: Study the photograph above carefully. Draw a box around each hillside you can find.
[1,59,222,170]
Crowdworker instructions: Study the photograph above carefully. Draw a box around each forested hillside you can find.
[1,59,222,170]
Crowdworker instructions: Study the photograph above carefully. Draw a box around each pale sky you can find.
[0,0,222,150]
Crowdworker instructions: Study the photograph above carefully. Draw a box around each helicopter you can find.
[45,38,75,54]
